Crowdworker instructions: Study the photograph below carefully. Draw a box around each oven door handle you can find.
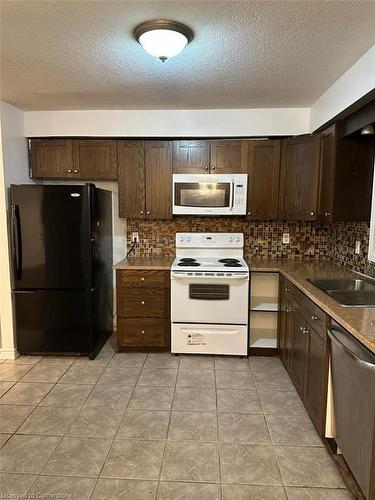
[171,273,249,280]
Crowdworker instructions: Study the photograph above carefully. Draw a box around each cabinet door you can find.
[173,140,210,173]
[145,141,173,219]
[210,140,248,173]
[29,139,73,178]
[317,125,336,221]
[247,140,281,219]
[304,326,327,434]
[72,140,117,179]
[117,141,145,219]
[290,313,307,396]
[279,136,321,220]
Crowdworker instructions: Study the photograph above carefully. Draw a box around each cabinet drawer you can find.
[117,270,170,289]
[117,288,170,318]
[293,291,326,338]
[117,318,170,347]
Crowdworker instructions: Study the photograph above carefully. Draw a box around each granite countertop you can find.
[113,255,375,353]
[114,256,174,270]
[248,258,375,354]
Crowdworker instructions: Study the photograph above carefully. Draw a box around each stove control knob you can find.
[186,237,191,242]
[180,236,185,242]
[235,237,240,242]
[228,237,233,242]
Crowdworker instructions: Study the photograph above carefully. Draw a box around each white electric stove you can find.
[171,233,249,356]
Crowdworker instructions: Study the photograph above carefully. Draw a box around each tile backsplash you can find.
[127,218,375,277]
[127,218,329,259]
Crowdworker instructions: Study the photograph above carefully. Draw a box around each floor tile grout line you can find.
[88,350,148,500]
[155,353,180,499]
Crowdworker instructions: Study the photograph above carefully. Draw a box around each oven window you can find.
[175,183,230,208]
[189,284,230,300]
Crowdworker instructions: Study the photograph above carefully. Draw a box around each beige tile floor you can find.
[0,336,354,499]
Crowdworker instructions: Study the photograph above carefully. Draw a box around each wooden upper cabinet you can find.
[317,125,336,221]
[173,140,210,173]
[279,135,321,220]
[29,139,73,178]
[145,141,173,219]
[117,141,145,219]
[72,140,117,179]
[210,140,248,173]
[247,140,281,219]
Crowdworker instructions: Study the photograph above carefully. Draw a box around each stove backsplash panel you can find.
[126,218,329,259]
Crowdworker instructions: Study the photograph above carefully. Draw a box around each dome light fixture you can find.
[134,19,193,62]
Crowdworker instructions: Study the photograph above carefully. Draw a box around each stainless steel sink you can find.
[307,278,375,307]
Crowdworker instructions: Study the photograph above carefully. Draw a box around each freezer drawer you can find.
[328,323,375,499]
[172,323,248,355]
[14,290,93,355]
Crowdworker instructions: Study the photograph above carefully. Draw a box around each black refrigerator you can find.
[10,184,113,359]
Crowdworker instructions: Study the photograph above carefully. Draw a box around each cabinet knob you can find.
[286,308,292,313]
[141,277,145,282]
[141,300,145,305]
[204,166,209,170]
[286,287,290,293]
[73,169,79,173]
[311,315,318,321]
[247,211,251,215]
[141,330,145,334]
[310,211,315,216]
[300,326,304,331]
[211,165,216,170]
[140,210,144,215]
[146,210,151,215]
[67,169,72,173]
[324,212,331,217]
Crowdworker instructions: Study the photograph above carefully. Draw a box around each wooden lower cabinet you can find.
[116,269,170,351]
[278,276,328,435]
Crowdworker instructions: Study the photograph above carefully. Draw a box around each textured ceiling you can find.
[1,0,375,111]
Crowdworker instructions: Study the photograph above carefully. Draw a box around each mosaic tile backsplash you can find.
[127,218,375,278]
[127,218,329,259]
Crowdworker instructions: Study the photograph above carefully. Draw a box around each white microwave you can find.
[173,174,248,215]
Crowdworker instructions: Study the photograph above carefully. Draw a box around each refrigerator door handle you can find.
[12,204,22,281]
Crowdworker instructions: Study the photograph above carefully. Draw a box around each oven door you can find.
[171,272,249,324]
[173,175,233,215]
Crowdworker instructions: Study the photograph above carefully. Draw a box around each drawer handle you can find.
[140,210,144,215]
[311,315,318,321]
[67,169,72,173]
[141,301,145,305]
[141,277,145,282]
[286,308,292,313]
[73,169,79,173]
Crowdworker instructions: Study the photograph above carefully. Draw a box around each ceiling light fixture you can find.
[361,124,375,135]
[134,19,193,62]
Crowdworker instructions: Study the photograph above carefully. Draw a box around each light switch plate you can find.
[282,233,290,244]
[355,240,361,254]
[132,232,139,243]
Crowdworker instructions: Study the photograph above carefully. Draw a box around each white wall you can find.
[24,108,310,137]
[310,45,375,131]
[0,102,32,358]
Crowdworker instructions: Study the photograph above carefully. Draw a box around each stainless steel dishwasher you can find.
[328,322,375,499]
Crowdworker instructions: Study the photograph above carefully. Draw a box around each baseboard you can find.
[0,347,19,360]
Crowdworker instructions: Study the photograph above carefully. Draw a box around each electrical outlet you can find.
[355,240,361,255]
[131,232,139,243]
[282,233,290,244]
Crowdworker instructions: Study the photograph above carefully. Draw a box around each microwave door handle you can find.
[230,182,234,209]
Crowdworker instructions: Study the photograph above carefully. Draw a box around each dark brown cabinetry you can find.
[247,140,281,219]
[118,140,173,219]
[279,135,321,220]
[172,140,210,173]
[72,140,117,179]
[173,139,247,174]
[116,269,170,351]
[29,139,74,178]
[317,124,374,221]
[278,276,328,434]
[30,138,117,179]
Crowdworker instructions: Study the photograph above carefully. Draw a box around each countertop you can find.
[114,256,174,270]
[248,258,375,354]
[113,255,375,353]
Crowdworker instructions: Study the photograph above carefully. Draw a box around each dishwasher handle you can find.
[328,328,375,370]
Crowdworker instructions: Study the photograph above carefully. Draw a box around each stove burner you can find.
[178,261,200,267]
[180,258,197,262]
[219,258,241,264]
[224,262,242,267]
